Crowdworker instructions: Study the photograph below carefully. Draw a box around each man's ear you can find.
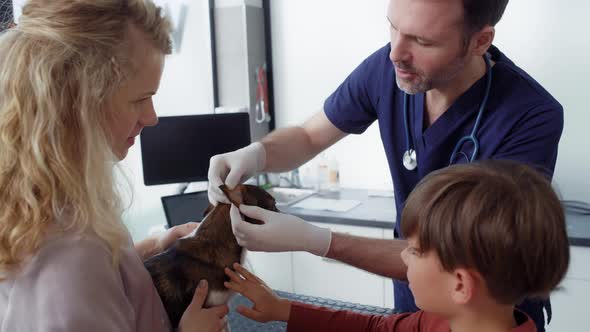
[450,268,478,305]
[468,26,495,57]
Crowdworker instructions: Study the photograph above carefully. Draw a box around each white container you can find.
[316,157,329,192]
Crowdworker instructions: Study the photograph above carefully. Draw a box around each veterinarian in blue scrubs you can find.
[208,1,563,331]
[323,41,562,325]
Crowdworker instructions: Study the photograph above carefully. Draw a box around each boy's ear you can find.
[450,268,477,305]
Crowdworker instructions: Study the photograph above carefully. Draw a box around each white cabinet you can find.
[545,246,590,332]
[547,278,590,332]
[291,222,394,308]
[245,221,398,308]
[244,251,294,293]
[383,228,395,308]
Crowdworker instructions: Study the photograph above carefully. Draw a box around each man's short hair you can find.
[462,0,509,34]
[401,160,569,305]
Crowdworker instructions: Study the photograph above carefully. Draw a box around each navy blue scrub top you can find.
[323,44,563,315]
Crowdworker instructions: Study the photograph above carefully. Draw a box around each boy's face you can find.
[401,236,455,313]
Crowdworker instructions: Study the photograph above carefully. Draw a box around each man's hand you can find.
[179,280,229,332]
[208,142,266,205]
[230,204,332,256]
[224,263,291,322]
[135,222,199,260]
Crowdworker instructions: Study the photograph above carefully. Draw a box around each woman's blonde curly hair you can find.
[0,0,172,276]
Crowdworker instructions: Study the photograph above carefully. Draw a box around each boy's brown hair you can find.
[401,160,569,305]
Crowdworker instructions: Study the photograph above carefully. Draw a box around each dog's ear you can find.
[203,204,215,217]
[219,185,244,206]
[220,184,274,225]
[243,185,279,212]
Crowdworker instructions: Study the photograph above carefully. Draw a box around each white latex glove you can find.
[229,204,332,257]
[208,142,266,205]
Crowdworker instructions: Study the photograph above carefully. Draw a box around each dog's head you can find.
[203,184,279,224]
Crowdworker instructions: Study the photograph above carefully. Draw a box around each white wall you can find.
[494,1,590,201]
[270,0,590,201]
[270,0,392,191]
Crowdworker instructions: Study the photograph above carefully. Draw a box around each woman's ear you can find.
[450,268,478,305]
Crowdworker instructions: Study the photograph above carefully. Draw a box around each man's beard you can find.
[394,54,468,95]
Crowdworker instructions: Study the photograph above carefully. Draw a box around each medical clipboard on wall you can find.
[140,113,251,186]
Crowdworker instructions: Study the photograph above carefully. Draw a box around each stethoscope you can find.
[402,54,493,171]
[255,64,271,124]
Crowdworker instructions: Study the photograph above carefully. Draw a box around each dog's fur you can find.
[144,184,278,328]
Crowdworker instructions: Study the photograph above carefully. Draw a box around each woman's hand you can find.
[224,263,291,322]
[179,280,229,332]
[135,222,199,260]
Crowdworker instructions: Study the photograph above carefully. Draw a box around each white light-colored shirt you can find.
[0,232,171,332]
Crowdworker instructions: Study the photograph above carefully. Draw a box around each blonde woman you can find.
[0,1,227,331]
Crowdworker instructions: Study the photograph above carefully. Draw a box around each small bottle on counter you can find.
[316,154,340,193]
[316,155,329,192]
[327,158,340,192]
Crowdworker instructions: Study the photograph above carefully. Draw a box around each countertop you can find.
[280,188,590,247]
[280,189,396,229]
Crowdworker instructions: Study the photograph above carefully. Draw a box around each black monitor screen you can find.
[140,113,251,185]
[161,191,211,228]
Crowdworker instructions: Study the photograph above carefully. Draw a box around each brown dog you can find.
[144,184,278,328]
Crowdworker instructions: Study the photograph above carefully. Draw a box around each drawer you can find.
[245,252,294,293]
[292,251,385,307]
[546,278,590,332]
[564,246,590,280]
[291,222,388,307]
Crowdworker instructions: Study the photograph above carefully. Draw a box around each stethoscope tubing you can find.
[403,93,411,157]
[403,54,493,170]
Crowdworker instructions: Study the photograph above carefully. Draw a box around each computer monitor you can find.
[140,113,251,186]
[161,191,211,228]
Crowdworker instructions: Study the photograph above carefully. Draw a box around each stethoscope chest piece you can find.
[403,149,418,171]
[400,53,493,171]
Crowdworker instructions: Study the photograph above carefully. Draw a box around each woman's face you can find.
[106,27,165,160]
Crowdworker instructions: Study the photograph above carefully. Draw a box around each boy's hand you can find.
[224,263,291,322]
[179,280,229,332]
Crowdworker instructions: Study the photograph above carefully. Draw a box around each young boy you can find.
[224,160,570,332]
